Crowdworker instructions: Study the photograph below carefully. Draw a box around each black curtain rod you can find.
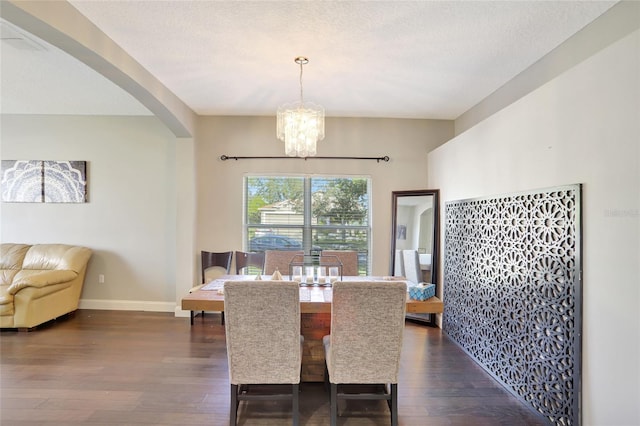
[220,155,390,162]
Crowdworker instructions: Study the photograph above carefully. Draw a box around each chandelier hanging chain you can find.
[295,56,308,105]
[299,61,303,104]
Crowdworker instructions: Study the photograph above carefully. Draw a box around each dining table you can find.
[181,274,444,381]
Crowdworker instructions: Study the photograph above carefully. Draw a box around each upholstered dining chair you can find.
[189,250,232,325]
[320,250,359,276]
[323,281,407,426]
[263,250,304,275]
[394,249,405,277]
[234,251,265,275]
[224,280,302,426]
[402,249,422,284]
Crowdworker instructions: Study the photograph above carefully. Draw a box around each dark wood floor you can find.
[1,310,546,426]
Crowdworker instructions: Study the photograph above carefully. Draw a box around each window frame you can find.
[243,174,372,275]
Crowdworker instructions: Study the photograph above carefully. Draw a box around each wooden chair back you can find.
[234,251,265,274]
[201,251,233,283]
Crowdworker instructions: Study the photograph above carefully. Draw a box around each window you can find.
[244,175,371,274]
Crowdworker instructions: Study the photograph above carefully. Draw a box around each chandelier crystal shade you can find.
[277,57,325,157]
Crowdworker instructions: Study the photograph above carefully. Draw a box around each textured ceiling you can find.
[1,1,617,119]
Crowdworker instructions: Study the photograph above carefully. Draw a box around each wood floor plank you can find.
[1,310,547,425]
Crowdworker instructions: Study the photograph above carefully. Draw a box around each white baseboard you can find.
[174,307,190,318]
[79,298,175,313]
[78,299,204,318]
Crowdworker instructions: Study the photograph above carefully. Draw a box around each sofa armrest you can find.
[7,270,78,295]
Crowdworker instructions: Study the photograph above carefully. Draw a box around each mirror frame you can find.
[389,189,440,284]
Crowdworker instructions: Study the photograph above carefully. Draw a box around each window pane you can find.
[246,177,304,252]
[245,175,371,274]
[312,228,369,274]
[246,177,304,225]
[311,177,369,226]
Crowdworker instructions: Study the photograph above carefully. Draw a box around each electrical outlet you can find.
[98,274,105,284]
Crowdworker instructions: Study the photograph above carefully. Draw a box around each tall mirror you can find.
[390,189,439,285]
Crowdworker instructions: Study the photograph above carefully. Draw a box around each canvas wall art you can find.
[1,160,88,203]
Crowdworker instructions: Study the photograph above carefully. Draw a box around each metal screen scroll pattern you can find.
[443,185,581,426]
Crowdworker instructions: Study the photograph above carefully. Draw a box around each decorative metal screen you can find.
[443,185,582,426]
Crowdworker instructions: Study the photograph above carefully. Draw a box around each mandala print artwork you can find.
[443,185,581,426]
[1,160,87,203]
[43,161,87,202]
[0,160,44,202]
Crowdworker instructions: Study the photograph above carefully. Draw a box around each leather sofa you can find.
[0,243,92,329]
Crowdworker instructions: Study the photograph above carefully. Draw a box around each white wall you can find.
[0,115,179,311]
[195,116,453,276]
[429,29,640,426]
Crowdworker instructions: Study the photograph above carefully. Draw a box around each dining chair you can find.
[190,250,232,325]
[323,280,407,426]
[224,280,302,426]
[394,249,405,277]
[234,250,265,275]
[402,249,422,284]
[320,250,359,276]
[201,250,233,283]
[403,249,437,325]
[263,250,303,275]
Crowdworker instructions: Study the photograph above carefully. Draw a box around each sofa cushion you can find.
[0,244,31,269]
[0,244,31,286]
[0,285,14,315]
[0,269,20,287]
[22,244,92,273]
[8,270,77,295]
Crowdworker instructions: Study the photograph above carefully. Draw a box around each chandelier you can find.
[277,56,325,157]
